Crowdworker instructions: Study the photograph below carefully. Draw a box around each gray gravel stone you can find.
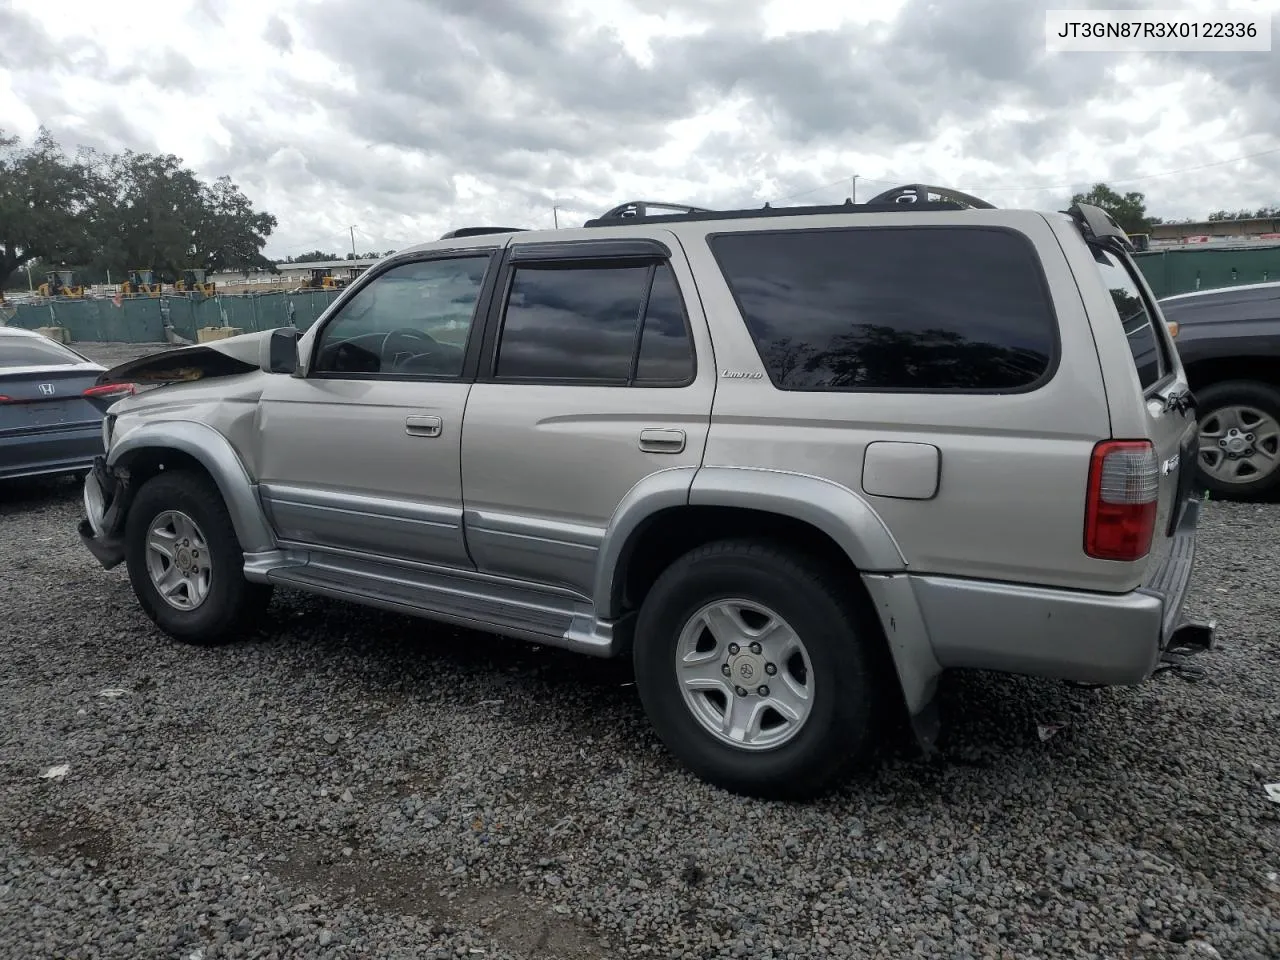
[1,356,1278,958]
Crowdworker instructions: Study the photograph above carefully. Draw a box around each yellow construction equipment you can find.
[174,269,216,297]
[301,267,349,291]
[37,270,85,298]
[121,269,163,296]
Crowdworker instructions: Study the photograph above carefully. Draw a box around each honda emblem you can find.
[38,383,55,396]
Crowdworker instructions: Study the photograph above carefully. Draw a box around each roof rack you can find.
[582,184,998,228]
[592,201,717,223]
[863,183,996,209]
[439,226,528,240]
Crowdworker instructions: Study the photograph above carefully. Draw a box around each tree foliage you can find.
[1070,182,1163,234]
[0,129,99,285]
[285,250,340,264]
[280,249,393,264]
[1,127,277,287]
[1208,206,1280,221]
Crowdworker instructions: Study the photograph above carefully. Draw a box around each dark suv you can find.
[1159,280,1280,501]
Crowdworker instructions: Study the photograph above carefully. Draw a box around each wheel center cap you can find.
[176,547,193,571]
[728,651,766,687]
[1226,436,1248,453]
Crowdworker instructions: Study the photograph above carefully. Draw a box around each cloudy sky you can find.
[2,0,1277,259]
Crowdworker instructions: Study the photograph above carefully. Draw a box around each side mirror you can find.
[262,327,299,374]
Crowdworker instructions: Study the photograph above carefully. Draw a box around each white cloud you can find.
[2,0,1278,260]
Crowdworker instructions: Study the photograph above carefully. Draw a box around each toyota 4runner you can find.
[77,184,1215,800]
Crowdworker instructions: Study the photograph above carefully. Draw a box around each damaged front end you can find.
[77,328,299,570]
[92,328,294,389]
[78,456,133,569]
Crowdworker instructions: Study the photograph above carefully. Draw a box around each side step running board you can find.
[1154,617,1217,683]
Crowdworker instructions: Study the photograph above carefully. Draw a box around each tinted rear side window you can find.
[710,226,1058,392]
[497,264,650,380]
[1092,247,1165,390]
[635,264,695,383]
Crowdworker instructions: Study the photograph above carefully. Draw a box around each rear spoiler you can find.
[1066,202,1136,253]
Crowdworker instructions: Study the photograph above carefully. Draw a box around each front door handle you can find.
[405,415,442,438]
[639,427,686,454]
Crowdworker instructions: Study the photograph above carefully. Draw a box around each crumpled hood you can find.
[96,329,279,385]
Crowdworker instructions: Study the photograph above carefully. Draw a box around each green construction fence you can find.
[2,289,343,344]
[4,248,1280,343]
[1134,245,1280,299]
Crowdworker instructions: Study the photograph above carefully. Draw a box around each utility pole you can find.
[851,175,858,203]
[349,225,358,259]
[553,206,560,229]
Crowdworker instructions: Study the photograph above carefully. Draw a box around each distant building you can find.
[1149,216,1280,248]
[209,258,381,291]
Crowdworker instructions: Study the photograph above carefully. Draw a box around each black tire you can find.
[1194,379,1280,502]
[632,538,884,800]
[124,469,273,644]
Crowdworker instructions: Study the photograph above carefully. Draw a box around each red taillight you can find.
[83,383,136,399]
[0,395,11,403]
[1085,440,1159,561]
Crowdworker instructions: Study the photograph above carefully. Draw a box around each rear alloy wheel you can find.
[633,538,883,800]
[1195,380,1280,501]
[124,469,273,644]
[675,598,815,751]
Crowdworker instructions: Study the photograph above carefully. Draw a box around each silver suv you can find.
[78,184,1214,799]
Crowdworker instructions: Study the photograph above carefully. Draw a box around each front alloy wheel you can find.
[145,510,213,611]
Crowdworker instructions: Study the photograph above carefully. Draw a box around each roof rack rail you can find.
[862,183,996,209]
[584,201,717,226]
[438,226,528,240]
[581,184,999,228]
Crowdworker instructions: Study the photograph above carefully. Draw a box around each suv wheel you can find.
[1195,380,1280,501]
[632,538,882,800]
[124,470,273,644]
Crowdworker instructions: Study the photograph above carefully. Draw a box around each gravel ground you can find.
[1,344,1277,959]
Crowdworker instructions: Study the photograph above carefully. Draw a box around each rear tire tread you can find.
[633,536,886,801]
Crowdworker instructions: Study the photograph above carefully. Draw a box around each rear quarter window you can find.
[1092,247,1169,391]
[0,337,86,367]
[709,226,1059,392]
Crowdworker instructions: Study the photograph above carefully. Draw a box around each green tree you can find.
[194,175,278,275]
[0,127,99,286]
[1208,206,1280,221]
[1,129,277,287]
[1070,182,1162,234]
[291,250,340,263]
[84,148,278,281]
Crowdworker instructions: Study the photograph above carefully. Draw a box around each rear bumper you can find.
[911,497,1206,686]
[78,456,130,570]
[0,424,102,481]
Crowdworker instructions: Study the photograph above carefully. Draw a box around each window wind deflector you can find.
[509,238,672,261]
[1066,202,1135,252]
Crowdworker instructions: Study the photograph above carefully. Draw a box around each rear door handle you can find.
[405,415,442,438]
[638,427,686,454]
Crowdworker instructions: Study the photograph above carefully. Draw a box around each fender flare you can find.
[592,465,907,619]
[593,465,937,718]
[107,419,276,554]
